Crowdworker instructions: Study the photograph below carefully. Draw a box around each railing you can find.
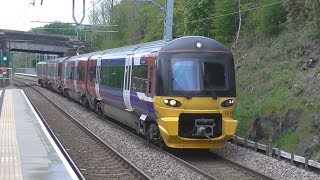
[230,136,320,172]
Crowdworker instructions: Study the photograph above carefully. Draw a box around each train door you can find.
[58,62,62,86]
[146,56,157,116]
[54,63,57,84]
[74,61,79,92]
[63,62,68,88]
[146,57,156,97]
[123,54,133,111]
[87,60,96,97]
[77,61,86,93]
[95,57,102,100]
[66,61,75,91]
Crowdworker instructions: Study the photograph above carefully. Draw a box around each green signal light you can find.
[2,51,8,62]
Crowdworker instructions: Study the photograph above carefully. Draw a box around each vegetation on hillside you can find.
[31,0,320,159]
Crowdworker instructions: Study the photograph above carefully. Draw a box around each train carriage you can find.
[37,36,238,149]
[46,57,69,92]
[61,53,95,100]
[154,36,237,148]
[36,61,47,86]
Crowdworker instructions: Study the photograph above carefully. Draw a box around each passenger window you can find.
[100,66,124,88]
[131,65,148,92]
[78,66,85,81]
[89,66,96,83]
[70,67,75,80]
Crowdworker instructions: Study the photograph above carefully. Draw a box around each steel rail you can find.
[14,75,272,180]
[13,81,85,180]
[13,76,217,180]
[13,79,152,180]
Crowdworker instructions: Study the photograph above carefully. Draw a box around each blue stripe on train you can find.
[101,58,125,66]
[99,85,156,117]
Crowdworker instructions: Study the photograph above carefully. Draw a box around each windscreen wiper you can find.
[210,88,218,100]
[172,77,192,100]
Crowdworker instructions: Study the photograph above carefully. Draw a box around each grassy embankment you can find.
[233,26,320,159]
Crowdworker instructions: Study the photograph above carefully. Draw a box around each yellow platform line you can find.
[0,90,22,180]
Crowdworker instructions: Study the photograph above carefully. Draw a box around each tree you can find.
[173,0,187,37]
[185,0,215,37]
[213,0,237,43]
[243,0,287,39]
[284,0,320,38]
[31,22,77,36]
[87,0,164,50]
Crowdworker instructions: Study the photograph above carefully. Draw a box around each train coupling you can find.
[192,118,216,137]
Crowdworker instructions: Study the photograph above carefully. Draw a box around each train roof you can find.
[37,61,46,64]
[91,40,167,59]
[158,36,231,54]
[36,36,230,65]
[65,52,96,62]
[45,57,69,63]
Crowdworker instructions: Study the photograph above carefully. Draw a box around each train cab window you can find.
[203,62,226,89]
[131,65,148,92]
[169,57,230,96]
[89,66,96,83]
[172,59,201,91]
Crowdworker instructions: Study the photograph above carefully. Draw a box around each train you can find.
[36,36,238,149]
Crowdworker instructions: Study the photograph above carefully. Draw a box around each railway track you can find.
[170,149,273,180]
[14,75,272,180]
[13,79,151,180]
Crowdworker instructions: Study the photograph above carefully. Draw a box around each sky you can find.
[0,0,92,31]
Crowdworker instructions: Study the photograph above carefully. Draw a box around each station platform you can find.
[0,89,78,180]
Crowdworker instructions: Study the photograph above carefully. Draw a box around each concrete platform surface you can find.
[0,89,78,180]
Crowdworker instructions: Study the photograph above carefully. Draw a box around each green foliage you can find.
[283,0,320,38]
[31,22,77,36]
[275,132,299,152]
[173,0,187,37]
[184,0,215,37]
[213,0,237,43]
[88,0,164,50]
[258,88,289,116]
[244,0,287,38]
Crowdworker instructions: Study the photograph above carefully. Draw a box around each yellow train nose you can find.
[154,96,238,149]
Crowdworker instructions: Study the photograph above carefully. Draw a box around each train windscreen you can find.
[171,57,228,94]
[156,52,236,97]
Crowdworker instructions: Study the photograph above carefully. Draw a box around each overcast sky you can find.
[0,0,92,31]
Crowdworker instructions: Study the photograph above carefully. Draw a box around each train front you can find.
[154,36,237,149]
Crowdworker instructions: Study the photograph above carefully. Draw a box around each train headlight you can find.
[221,99,235,107]
[196,42,202,48]
[163,99,181,107]
[169,100,177,106]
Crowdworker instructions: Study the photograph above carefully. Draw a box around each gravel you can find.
[211,143,320,180]
[34,86,208,180]
[22,78,320,180]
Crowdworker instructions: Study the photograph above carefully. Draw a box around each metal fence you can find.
[0,67,12,88]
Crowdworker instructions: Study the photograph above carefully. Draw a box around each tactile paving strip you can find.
[0,90,22,180]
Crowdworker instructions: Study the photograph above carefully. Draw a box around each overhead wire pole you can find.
[134,0,174,41]
[164,0,174,41]
[72,0,86,40]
